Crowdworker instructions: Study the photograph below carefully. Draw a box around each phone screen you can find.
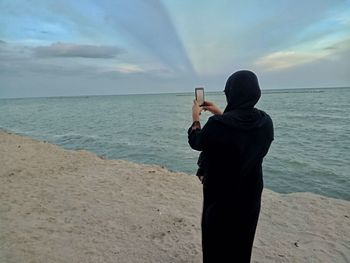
[195,87,205,106]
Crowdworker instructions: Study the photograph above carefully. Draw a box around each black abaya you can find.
[188,70,274,263]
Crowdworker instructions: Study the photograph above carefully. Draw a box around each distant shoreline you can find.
[1,86,349,100]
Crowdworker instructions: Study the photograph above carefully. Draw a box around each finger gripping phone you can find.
[195,87,205,106]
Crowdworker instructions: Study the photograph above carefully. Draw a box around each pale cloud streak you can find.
[98,64,145,74]
[34,42,124,58]
[255,51,329,71]
[255,35,350,71]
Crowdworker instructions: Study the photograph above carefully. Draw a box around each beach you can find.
[1,129,349,263]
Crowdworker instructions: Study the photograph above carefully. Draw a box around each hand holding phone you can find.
[202,101,223,115]
[195,87,205,106]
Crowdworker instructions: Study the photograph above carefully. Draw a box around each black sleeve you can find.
[187,118,216,151]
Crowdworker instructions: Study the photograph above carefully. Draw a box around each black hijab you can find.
[212,70,268,130]
[224,70,261,112]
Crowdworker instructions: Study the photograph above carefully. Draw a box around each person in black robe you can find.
[188,70,274,263]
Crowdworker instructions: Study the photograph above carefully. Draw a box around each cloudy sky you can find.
[0,0,349,98]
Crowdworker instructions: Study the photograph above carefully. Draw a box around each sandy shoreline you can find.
[1,130,349,262]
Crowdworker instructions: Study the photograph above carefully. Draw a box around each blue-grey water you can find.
[1,88,349,200]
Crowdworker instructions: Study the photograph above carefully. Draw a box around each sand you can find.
[0,130,349,263]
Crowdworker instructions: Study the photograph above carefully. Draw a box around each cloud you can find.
[255,35,350,71]
[33,42,123,58]
[98,64,144,74]
[259,46,350,89]
[0,41,140,77]
[255,51,327,71]
[0,40,6,44]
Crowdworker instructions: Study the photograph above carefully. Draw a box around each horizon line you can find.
[1,86,349,100]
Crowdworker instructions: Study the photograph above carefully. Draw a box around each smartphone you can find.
[195,87,205,106]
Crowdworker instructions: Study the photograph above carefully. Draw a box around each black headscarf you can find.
[211,70,266,130]
[224,70,261,112]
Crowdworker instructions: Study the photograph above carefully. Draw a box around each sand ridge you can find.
[0,130,349,262]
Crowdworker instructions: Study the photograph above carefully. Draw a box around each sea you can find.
[1,87,349,201]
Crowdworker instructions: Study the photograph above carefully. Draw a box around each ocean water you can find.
[1,87,349,201]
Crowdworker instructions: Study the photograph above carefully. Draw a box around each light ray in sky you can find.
[99,0,196,74]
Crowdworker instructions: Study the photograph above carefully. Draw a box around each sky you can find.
[0,0,350,98]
